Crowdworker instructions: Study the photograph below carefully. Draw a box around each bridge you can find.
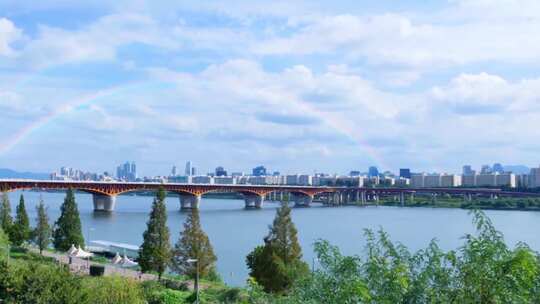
[1,179,539,212]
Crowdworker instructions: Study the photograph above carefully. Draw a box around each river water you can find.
[6,190,540,286]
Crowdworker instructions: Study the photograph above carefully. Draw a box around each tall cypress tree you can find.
[11,194,30,246]
[34,197,51,254]
[0,192,12,239]
[246,201,309,293]
[139,187,171,279]
[53,189,84,251]
[171,208,217,280]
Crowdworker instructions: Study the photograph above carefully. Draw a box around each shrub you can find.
[161,278,189,291]
[82,276,145,304]
[219,287,246,303]
[0,260,86,303]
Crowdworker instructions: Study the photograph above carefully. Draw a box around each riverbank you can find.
[379,196,540,211]
[2,246,249,303]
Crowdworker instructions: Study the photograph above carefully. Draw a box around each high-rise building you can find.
[493,163,504,173]
[529,166,540,188]
[191,167,197,176]
[368,166,379,177]
[185,161,193,176]
[215,166,227,177]
[480,165,492,174]
[252,166,267,176]
[116,161,137,181]
[350,171,361,176]
[130,162,137,179]
[399,168,411,179]
[171,166,177,176]
[462,165,474,176]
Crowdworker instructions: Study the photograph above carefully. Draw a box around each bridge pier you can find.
[293,193,313,207]
[360,191,366,205]
[244,193,264,209]
[325,194,331,205]
[400,192,405,207]
[93,194,116,212]
[179,193,201,210]
[334,192,342,206]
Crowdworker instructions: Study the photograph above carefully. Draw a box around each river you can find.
[5,190,540,286]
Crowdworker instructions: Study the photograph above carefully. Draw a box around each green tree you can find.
[0,192,12,240]
[11,194,31,246]
[0,228,8,261]
[246,201,309,294]
[34,197,51,255]
[171,208,217,280]
[53,189,84,251]
[139,187,171,280]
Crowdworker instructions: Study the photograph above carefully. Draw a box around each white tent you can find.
[120,254,138,267]
[69,245,93,258]
[112,252,122,264]
[67,244,77,255]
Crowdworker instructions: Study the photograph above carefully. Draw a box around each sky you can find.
[1,0,540,176]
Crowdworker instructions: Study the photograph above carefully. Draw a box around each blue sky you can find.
[1,0,540,176]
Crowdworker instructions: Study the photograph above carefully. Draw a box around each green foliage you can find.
[1,249,243,304]
[218,287,246,303]
[0,192,12,240]
[82,276,145,304]
[288,241,370,303]
[0,228,8,261]
[0,259,86,304]
[282,209,540,303]
[11,194,31,246]
[139,187,171,279]
[246,202,309,294]
[33,197,51,254]
[171,208,217,280]
[53,189,84,251]
[0,256,148,304]
[141,280,192,304]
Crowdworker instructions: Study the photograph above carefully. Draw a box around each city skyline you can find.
[43,161,534,180]
[2,1,540,176]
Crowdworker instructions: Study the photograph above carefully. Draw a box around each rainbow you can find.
[286,98,389,170]
[0,85,134,156]
[0,81,387,169]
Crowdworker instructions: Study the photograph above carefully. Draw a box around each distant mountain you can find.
[503,165,530,175]
[0,168,50,180]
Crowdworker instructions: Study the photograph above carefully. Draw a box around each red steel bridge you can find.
[1,179,538,212]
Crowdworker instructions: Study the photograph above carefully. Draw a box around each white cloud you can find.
[253,10,540,68]
[0,18,22,56]
[17,14,181,68]
[431,72,540,113]
[0,90,21,110]
[4,1,540,172]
